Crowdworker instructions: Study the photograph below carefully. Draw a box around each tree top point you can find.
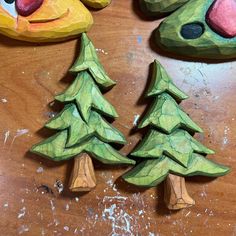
[147,60,188,101]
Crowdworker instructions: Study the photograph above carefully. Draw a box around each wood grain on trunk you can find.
[164,174,195,210]
[69,153,96,192]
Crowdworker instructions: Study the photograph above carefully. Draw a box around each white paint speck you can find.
[16,129,29,137]
[1,98,8,103]
[10,129,29,146]
[50,200,55,211]
[102,196,127,203]
[138,210,144,216]
[133,114,140,126]
[4,130,10,145]
[18,225,29,234]
[106,178,114,188]
[185,211,191,217]
[18,207,26,219]
[54,219,60,226]
[65,204,70,211]
[213,95,219,101]
[96,48,108,55]
[64,226,69,231]
[222,126,230,146]
[75,197,79,202]
[36,167,44,173]
[3,202,8,208]
[102,196,133,235]
[41,228,46,236]
[54,180,64,194]
[200,186,207,198]
[74,228,78,234]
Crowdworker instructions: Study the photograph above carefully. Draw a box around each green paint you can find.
[70,33,115,87]
[147,60,188,100]
[139,93,203,134]
[31,33,135,166]
[156,0,236,59]
[123,60,230,187]
[139,0,189,17]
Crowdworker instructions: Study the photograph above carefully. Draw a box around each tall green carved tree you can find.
[31,33,135,192]
[123,60,230,210]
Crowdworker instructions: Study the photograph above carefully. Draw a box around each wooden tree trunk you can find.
[69,153,97,192]
[164,174,195,210]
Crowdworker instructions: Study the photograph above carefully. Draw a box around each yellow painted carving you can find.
[81,0,111,8]
[0,0,110,42]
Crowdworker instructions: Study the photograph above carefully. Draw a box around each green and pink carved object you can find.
[140,0,236,59]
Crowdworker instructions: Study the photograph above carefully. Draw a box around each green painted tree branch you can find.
[70,33,115,88]
[123,153,229,187]
[55,71,118,122]
[139,92,203,134]
[147,60,188,101]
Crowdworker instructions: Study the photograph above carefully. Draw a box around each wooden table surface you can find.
[0,1,235,235]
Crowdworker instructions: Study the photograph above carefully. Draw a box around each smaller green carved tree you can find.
[31,33,135,192]
[123,60,230,210]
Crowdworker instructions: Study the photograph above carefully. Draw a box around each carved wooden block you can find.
[0,0,110,42]
[123,60,230,210]
[31,33,135,192]
[164,174,195,210]
[155,0,236,59]
[69,154,97,192]
[81,0,111,8]
[139,0,189,17]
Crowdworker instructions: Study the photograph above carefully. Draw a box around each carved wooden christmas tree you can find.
[31,33,135,192]
[123,60,230,210]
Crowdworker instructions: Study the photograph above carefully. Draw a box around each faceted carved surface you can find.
[69,154,97,192]
[70,33,116,88]
[31,33,135,191]
[132,129,214,167]
[147,60,188,101]
[164,174,195,210]
[123,60,230,210]
[156,0,236,59]
[55,71,118,122]
[139,93,203,134]
[81,0,111,8]
[206,0,236,38]
[139,0,189,17]
[0,0,110,42]
[123,154,229,187]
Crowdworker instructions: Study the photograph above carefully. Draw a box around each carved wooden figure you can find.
[31,33,135,192]
[139,0,189,17]
[0,0,110,42]
[123,60,230,210]
[81,0,111,8]
[155,0,236,59]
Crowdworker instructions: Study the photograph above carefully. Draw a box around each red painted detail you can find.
[16,0,44,17]
[206,0,236,38]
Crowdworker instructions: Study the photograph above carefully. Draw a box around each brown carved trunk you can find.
[69,153,97,192]
[164,174,195,210]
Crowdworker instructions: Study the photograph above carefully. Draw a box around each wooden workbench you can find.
[0,1,235,235]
